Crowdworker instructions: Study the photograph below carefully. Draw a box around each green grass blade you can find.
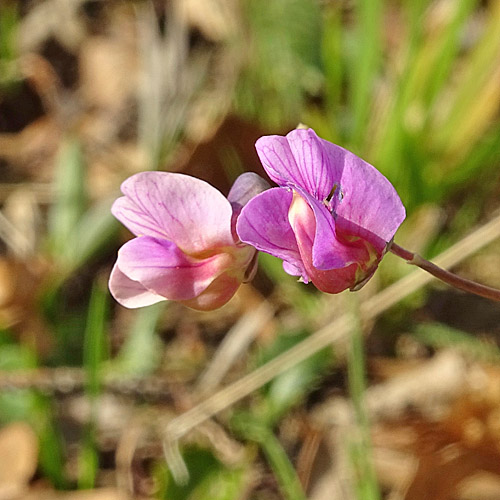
[371,0,477,208]
[256,329,332,424]
[258,427,306,500]
[0,4,19,88]
[413,322,500,363]
[347,296,380,500]
[350,0,382,148]
[234,0,322,128]
[369,0,426,160]
[232,414,307,500]
[84,282,108,398]
[48,137,87,263]
[0,4,17,60]
[78,432,98,490]
[441,121,500,192]
[70,197,119,273]
[434,1,500,154]
[158,447,248,500]
[37,411,68,489]
[110,302,164,376]
[422,0,478,108]
[321,4,343,122]
[79,281,108,489]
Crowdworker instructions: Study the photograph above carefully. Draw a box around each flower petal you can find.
[108,263,165,308]
[256,129,337,200]
[292,188,369,271]
[287,193,361,293]
[282,261,303,277]
[255,135,301,187]
[112,172,235,254]
[321,140,406,251]
[180,273,240,311]
[116,236,232,301]
[228,172,270,242]
[228,172,270,208]
[236,187,307,279]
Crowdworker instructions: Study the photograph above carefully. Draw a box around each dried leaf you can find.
[0,422,38,500]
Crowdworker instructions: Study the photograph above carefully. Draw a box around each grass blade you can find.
[79,281,108,489]
[110,302,164,376]
[48,137,86,262]
[350,0,382,148]
[347,295,380,500]
[232,413,307,500]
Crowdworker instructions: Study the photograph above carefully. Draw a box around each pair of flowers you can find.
[109,128,406,310]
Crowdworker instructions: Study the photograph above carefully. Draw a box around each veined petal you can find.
[112,172,235,254]
[108,263,165,308]
[256,129,337,200]
[292,188,369,271]
[255,135,303,188]
[286,128,340,199]
[236,188,307,279]
[321,140,406,252]
[116,236,232,301]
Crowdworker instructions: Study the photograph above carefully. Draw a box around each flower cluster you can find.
[109,128,405,310]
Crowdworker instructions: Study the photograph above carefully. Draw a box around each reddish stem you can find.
[390,242,500,302]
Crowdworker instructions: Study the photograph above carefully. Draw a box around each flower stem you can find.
[390,242,500,302]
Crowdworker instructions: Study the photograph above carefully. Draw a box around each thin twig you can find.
[0,368,177,402]
[390,242,500,302]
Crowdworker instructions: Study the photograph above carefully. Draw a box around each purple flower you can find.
[109,172,268,310]
[236,128,406,293]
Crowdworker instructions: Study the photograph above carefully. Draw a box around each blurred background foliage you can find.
[0,0,499,499]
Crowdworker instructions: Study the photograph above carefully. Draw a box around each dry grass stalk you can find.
[165,211,500,441]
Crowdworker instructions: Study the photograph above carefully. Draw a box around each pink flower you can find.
[109,172,268,310]
[236,128,406,293]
